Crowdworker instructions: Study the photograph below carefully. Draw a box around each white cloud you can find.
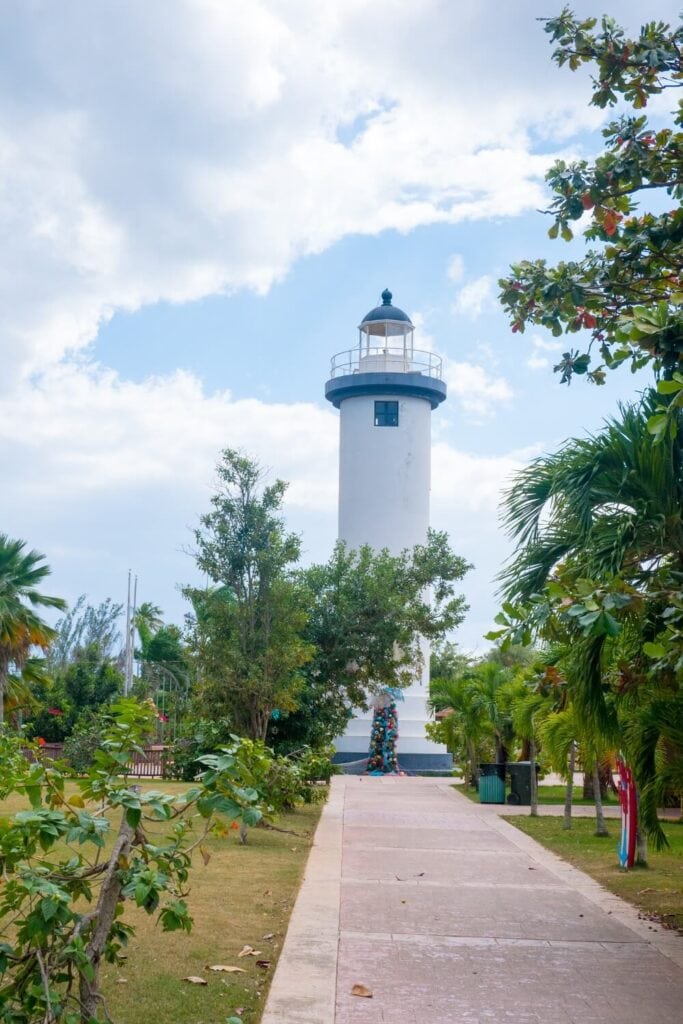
[0,0,621,386]
[530,333,563,353]
[0,363,339,511]
[526,332,562,370]
[446,254,466,285]
[0,357,529,648]
[452,275,495,319]
[442,359,513,417]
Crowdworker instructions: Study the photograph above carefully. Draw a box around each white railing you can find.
[329,347,443,379]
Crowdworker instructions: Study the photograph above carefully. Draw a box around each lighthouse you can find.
[324,289,451,771]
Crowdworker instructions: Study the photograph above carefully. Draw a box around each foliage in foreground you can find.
[489,396,683,847]
[500,8,683,395]
[0,699,264,1024]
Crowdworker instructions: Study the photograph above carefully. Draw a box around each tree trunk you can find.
[0,659,8,726]
[467,738,478,789]
[563,741,576,831]
[529,739,538,818]
[583,762,612,800]
[592,761,609,837]
[635,787,648,865]
[79,808,135,1022]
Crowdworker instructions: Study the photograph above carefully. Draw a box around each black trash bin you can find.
[506,761,540,805]
[478,763,506,804]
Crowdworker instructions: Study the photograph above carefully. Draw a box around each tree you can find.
[47,596,123,672]
[270,533,470,750]
[491,396,683,847]
[133,601,164,660]
[0,535,66,724]
[0,699,263,1024]
[499,9,683,389]
[185,450,313,741]
[429,674,491,787]
[430,640,471,681]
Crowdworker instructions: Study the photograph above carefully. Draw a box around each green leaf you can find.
[643,641,666,659]
[646,414,668,436]
[125,806,142,829]
[657,378,683,394]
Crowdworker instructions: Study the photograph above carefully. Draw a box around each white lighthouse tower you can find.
[325,289,451,771]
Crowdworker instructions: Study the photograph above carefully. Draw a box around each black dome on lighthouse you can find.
[361,288,413,326]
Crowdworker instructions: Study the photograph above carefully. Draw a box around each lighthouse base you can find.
[332,687,452,773]
[333,750,453,772]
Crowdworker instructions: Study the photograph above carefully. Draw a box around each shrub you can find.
[165,716,234,780]
[62,710,106,772]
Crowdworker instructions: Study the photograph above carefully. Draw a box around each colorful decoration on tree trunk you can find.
[616,758,637,869]
[367,688,402,774]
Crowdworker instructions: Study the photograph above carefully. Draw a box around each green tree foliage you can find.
[430,640,471,681]
[185,450,313,741]
[499,9,683,386]
[47,596,123,672]
[0,535,66,724]
[133,601,163,659]
[270,533,471,750]
[27,648,124,743]
[490,397,683,846]
[0,699,264,1024]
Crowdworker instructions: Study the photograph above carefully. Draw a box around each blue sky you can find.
[0,0,675,652]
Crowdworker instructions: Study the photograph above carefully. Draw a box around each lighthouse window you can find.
[374,400,399,427]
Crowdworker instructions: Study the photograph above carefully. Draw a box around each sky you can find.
[0,0,678,653]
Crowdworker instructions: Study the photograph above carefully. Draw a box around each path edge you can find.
[441,784,683,969]
[261,775,345,1023]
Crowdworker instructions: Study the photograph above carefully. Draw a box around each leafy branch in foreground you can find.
[499,9,683,387]
[0,699,263,1024]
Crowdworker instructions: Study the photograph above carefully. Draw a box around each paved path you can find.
[263,776,683,1024]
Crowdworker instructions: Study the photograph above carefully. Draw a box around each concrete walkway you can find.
[263,776,683,1024]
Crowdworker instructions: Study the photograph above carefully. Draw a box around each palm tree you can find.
[500,394,683,847]
[0,535,66,724]
[501,396,683,605]
[430,674,491,787]
[134,602,164,659]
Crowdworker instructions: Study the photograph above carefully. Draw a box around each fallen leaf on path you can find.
[237,946,254,958]
[255,960,271,969]
[262,933,275,940]
[206,965,246,974]
[351,984,373,998]
[183,976,207,985]
[638,887,655,894]
[115,978,128,984]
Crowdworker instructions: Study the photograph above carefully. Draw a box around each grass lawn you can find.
[453,781,617,806]
[508,815,683,933]
[0,780,323,1024]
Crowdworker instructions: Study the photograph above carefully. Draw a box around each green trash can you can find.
[478,764,506,804]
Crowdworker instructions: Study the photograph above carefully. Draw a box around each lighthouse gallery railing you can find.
[329,347,443,380]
